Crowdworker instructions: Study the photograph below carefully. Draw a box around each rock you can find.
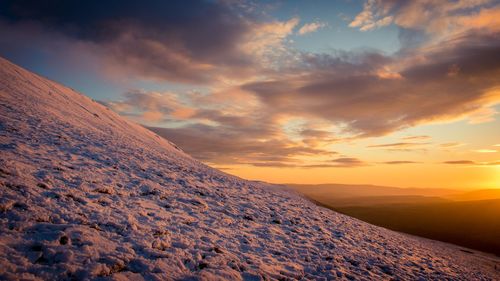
[198,262,208,270]
[37,182,50,189]
[379,264,393,275]
[59,235,69,245]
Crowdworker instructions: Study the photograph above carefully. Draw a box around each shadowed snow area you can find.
[0,56,498,280]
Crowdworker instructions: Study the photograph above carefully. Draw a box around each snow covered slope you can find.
[0,56,498,280]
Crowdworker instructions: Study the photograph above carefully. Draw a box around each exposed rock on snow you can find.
[0,56,499,280]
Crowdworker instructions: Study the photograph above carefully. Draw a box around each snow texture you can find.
[0,56,499,280]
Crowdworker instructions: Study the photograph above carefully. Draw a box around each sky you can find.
[1,0,499,189]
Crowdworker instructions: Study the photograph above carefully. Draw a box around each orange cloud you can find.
[142,111,164,122]
[458,6,500,31]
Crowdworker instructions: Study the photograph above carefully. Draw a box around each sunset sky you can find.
[1,0,499,189]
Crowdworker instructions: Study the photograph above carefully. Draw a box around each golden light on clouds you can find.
[2,0,500,189]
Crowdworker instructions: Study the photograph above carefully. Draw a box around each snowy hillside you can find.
[0,56,498,280]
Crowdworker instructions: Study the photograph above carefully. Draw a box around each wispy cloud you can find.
[402,135,431,141]
[382,161,420,165]
[298,21,326,35]
[368,142,430,148]
[443,160,476,165]
[245,157,367,168]
[350,0,500,37]
[473,149,497,153]
[443,160,500,166]
[348,0,393,31]
[440,142,466,148]
[329,157,367,167]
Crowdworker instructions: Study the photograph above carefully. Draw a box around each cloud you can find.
[298,21,326,35]
[329,157,367,167]
[382,161,419,165]
[104,89,342,167]
[443,160,500,166]
[440,142,466,148]
[0,0,298,84]
[243,30,500,137]
[105,90,197,124]
[148,125,339,167]
[349,0,394,31]
[350,0,499,36]
[298,127,339,146]
[473,149,497,153]
[368,142,430,148]
[3,0,499,169]
[443,160,476,165]
[466,107,498,124]
[259,157,369,168]
[108,24,500,165]
[402,135,430,141]
[235,157,367,168]
[240,17,299,68]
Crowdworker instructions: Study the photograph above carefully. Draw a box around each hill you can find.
[1,57,498,280]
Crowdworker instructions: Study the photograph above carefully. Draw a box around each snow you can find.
[0,56,499,280]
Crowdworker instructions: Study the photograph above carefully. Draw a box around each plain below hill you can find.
[290,183,500,256]
[335,199,500,256]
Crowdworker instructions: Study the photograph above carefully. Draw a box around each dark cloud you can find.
[443,160,476,165]
[382,161,419,165]
[329,157,367,167]
[149,125,338,167]
[298,128,339,146]
[106,90,346,168]
[300,129,332,138]
[0,0,257,83]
